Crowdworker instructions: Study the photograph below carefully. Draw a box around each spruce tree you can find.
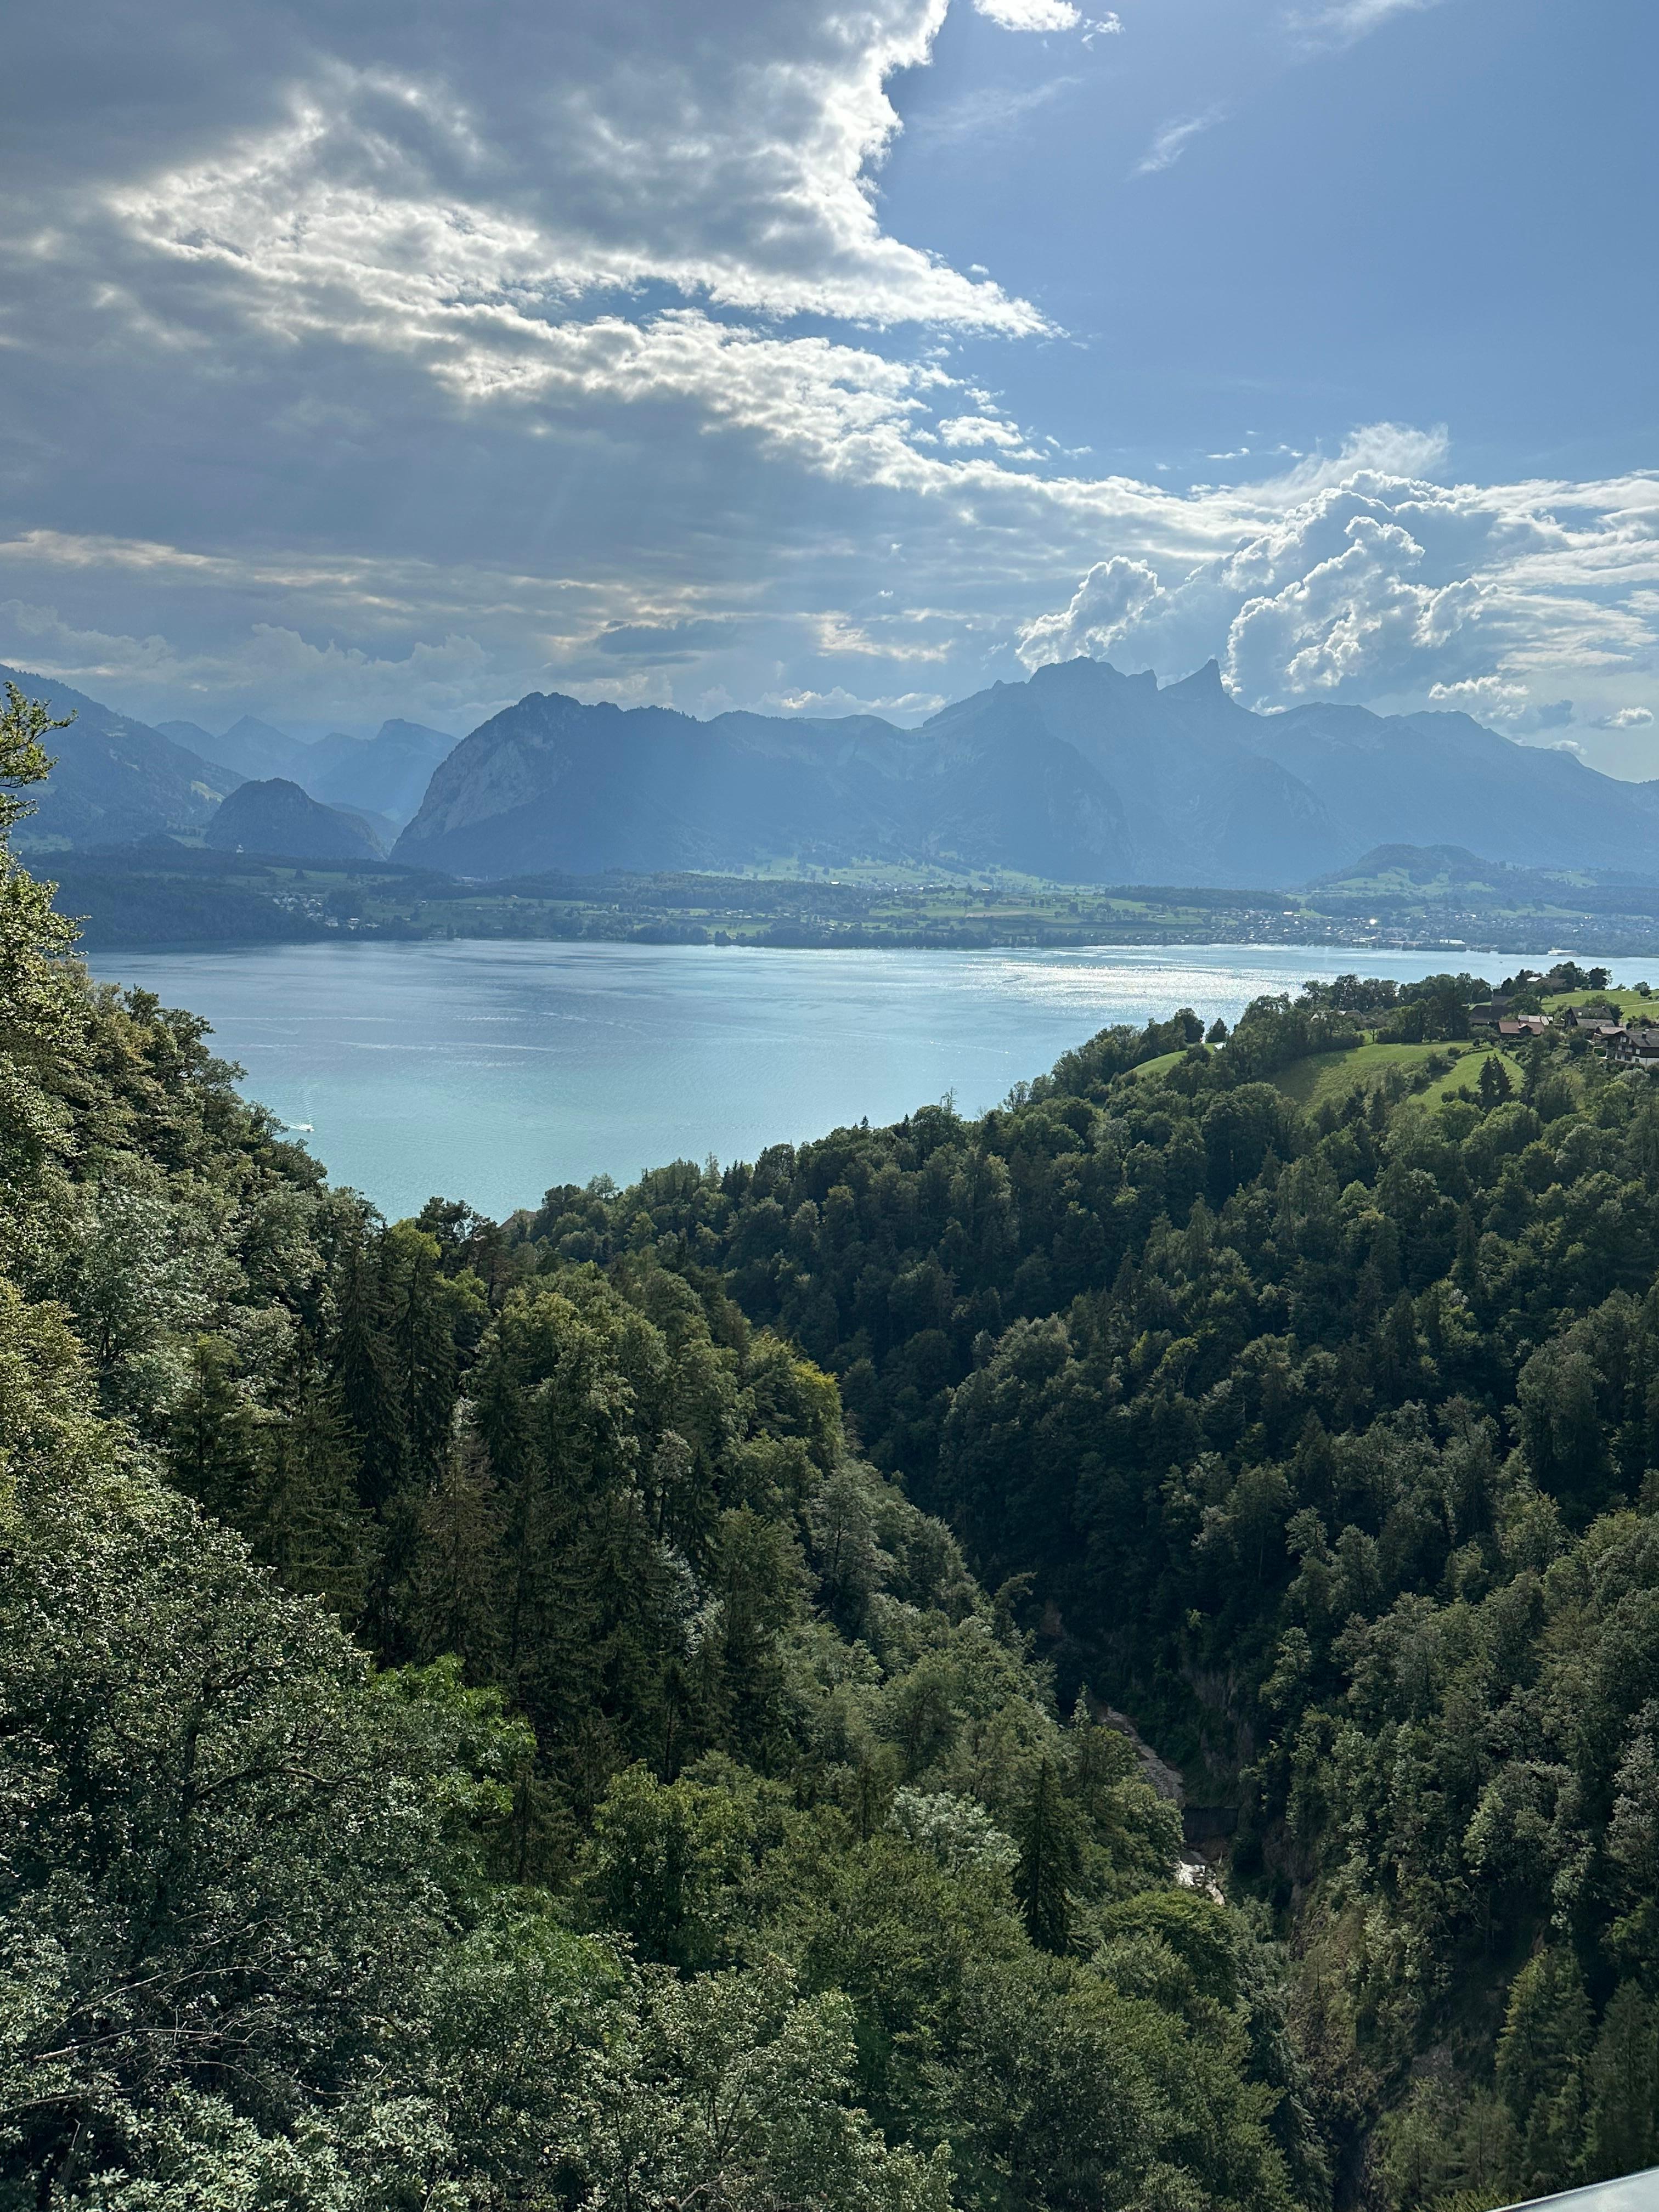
[167,1332,259,1521]
[1016,1755,1080,1955]
[385,1222,459,1494]
[1479,1053,1514,1109]
[1498,1948,1593,2196]
[402,1429,505,1678]
[332,1227,403,1509]
[1585,1982,1658,2183]
[246,1352,371,1622]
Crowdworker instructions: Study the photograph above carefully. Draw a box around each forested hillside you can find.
[517,989,1659,2207]
[8,678,1659,2210]
[1,685,1318,2211]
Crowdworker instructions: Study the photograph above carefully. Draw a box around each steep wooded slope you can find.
[0,693,1318,2212]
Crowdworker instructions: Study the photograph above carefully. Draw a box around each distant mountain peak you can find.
[207,776,382,860]
[1162,657,1227,699]
[394,656,1659,886]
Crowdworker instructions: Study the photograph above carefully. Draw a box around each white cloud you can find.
[936,414,1030,449]
[1016,557,1164,667]
[765,684,948,719]
[1289,0,1447,50]
[909,74,1080,145]
[1600,704,1655,729]
[1225,514,1483,699]
[1133,110,1226,177]
[108,30,1047,340]
[1009,445,1659,732]
[972,0,1080,27]
[1427,674,1528,717]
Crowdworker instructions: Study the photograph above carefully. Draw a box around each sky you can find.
[1,0,1656,770]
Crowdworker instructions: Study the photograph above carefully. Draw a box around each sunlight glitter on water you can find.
[86,939,1657,1221]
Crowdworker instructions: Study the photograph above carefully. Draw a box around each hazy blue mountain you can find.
[2,662,240,849]
[159,715,455,825]
[154,717,233,768]
[206,777,384,860]
[394,688,1135,879]
[395,657,1659,885]
[300,719,457,825]
[191,715,311,783]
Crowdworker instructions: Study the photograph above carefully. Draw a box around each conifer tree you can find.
[1584,1982,1658,2183]
[1479,1054,1514,1109]
[385,1222,461,1492]
[1497,1948,1593,2195]
[332,1226,403,1509]
[1015,1755,1081,1955]
[167,1331,260,1521]
[246,1351,371,1621]
[401,1428,506,1678]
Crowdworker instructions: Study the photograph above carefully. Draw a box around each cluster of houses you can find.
[1468,996,1659,1070]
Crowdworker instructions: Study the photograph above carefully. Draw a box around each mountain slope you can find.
[168,713,312,783]
[2,662,241,848]
[395,689,1136,879]
[397,658,1659,885]
[161,715,457,826]
[1243,698,1659,872]
[206,776,385,859]
[301,718,458,825]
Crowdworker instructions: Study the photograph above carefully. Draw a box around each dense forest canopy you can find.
[1,685,1316,2212]
[4,684,1659,2210]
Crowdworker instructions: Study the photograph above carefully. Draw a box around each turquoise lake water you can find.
[85,939,1658,1221]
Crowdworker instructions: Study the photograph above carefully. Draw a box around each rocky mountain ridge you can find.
[394,657,1659,885]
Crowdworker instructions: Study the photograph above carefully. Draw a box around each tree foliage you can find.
[0,688,1313,2210]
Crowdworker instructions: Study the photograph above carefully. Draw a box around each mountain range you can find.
[9,652,1659,886]
[158,714,453,828]
[1,664,239,850]
[393,658,1659,885]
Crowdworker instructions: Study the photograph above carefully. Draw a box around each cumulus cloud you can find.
[1007,445,1659,740]
[936,415,1031,449]
[1225,514,1481,700]
[1427,674,1528,717]
[1,0,1657,760]
[1015,557,1164,667]
[1600,704,1655,729]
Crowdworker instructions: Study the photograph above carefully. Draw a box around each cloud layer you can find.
[0,0,1654,774]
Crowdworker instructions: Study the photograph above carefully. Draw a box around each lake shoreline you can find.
[84,938,1659,1220]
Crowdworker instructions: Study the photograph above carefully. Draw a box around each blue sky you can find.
[1,0,1655,770]
[884,0,1654,484]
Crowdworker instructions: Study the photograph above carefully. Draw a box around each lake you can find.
[85,939,1657,1221]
